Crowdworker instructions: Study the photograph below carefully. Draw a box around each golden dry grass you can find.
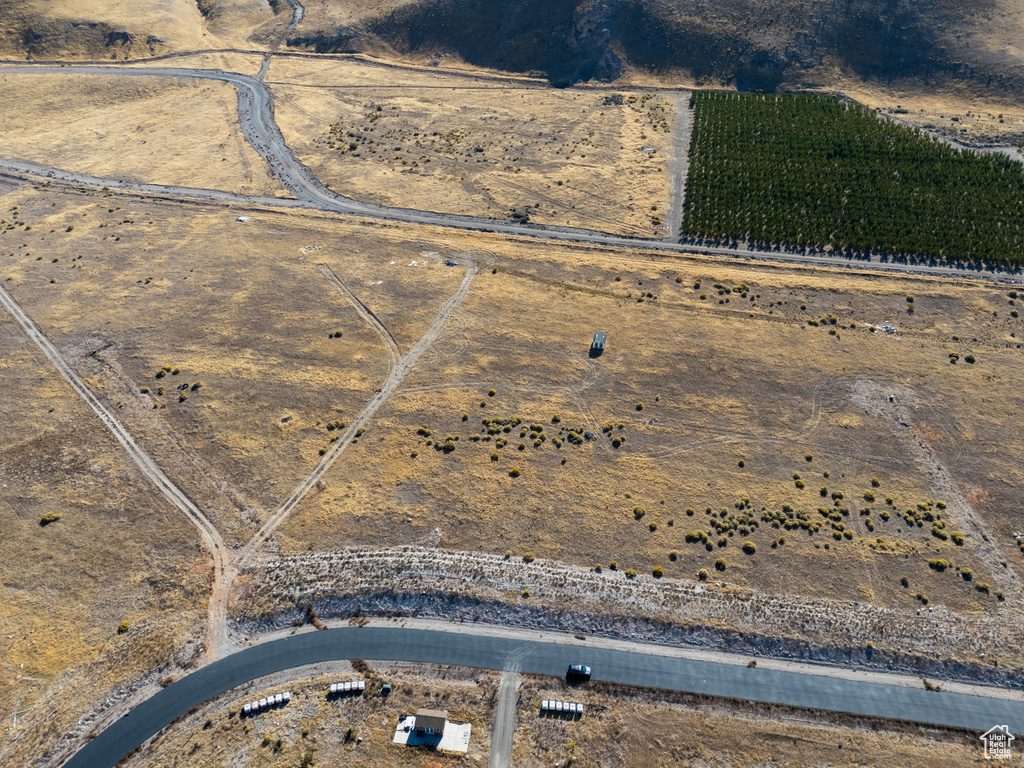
[279,237,1024,617]
[2,177,1022,763]
[132,51,267,76]
[515,677,989,766]
[0,185,469,538]
[0,73,280,195]
[267,57,675,236]
[121,663,497,768]
[0,313,208,768]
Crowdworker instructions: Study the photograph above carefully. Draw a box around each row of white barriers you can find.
[541,700,584,716]
[329,680,366,694]
[243,692,291,715]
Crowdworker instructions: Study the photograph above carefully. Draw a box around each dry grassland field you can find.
[120,663,497,768]
[0,184,466,539]
[132,51,266,76]
[2,171,1024,761]
[266,57,676,236]
[275,240,1024,625]
[514,677,988,767]
[0,73,280,196]
[0,313,207,768]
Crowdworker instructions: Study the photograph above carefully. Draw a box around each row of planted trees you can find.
[682,91,1024,266]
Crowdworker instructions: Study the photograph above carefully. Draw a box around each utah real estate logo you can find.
[981,725,1015,760]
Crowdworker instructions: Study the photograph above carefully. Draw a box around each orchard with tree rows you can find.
[682,91,1024,267]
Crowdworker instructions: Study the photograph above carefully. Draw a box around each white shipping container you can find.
[275,694,284,705]
[541,700,549,710]
[243,704,251,714]
[577,703,585,716]
[344,682,352,692]
[283,692,291,702]
[331,683,338,693]
[555,701,563,712]
[357,681,365,690]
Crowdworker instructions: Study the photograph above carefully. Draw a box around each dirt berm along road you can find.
[61,626,1024,768]
[0,64,1019,284]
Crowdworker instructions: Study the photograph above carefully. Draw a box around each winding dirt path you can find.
[283,0,304,34]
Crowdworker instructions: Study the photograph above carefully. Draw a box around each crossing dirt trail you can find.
[235,257,479,566]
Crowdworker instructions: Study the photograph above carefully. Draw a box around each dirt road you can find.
[489,669,521,768]
[0,64,1019,283]
[0,283,234,655]
[318,263,401,366]
[237,257,479,564]
[665,92,692,240]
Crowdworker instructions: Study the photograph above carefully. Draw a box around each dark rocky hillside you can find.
[319,0,1024,97]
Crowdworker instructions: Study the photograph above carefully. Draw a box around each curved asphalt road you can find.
[63,627,1023,768]
[0,64,1020,283]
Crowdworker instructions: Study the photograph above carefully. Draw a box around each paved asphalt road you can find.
[63,627,1024,768]
[0,64,1020,284]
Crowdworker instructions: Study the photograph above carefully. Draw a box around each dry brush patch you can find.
[0,73,280,196]
[268,68,674,235]
[515,676,985,767]
[237,546,1024,671]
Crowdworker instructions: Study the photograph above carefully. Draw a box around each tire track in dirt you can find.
[235,257,479,565]
[318,263,401,365]
[0,284,234,656]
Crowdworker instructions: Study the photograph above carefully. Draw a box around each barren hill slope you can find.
[3,0,1022,103]
[295,0,1024,99]
[0,0,285,60]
